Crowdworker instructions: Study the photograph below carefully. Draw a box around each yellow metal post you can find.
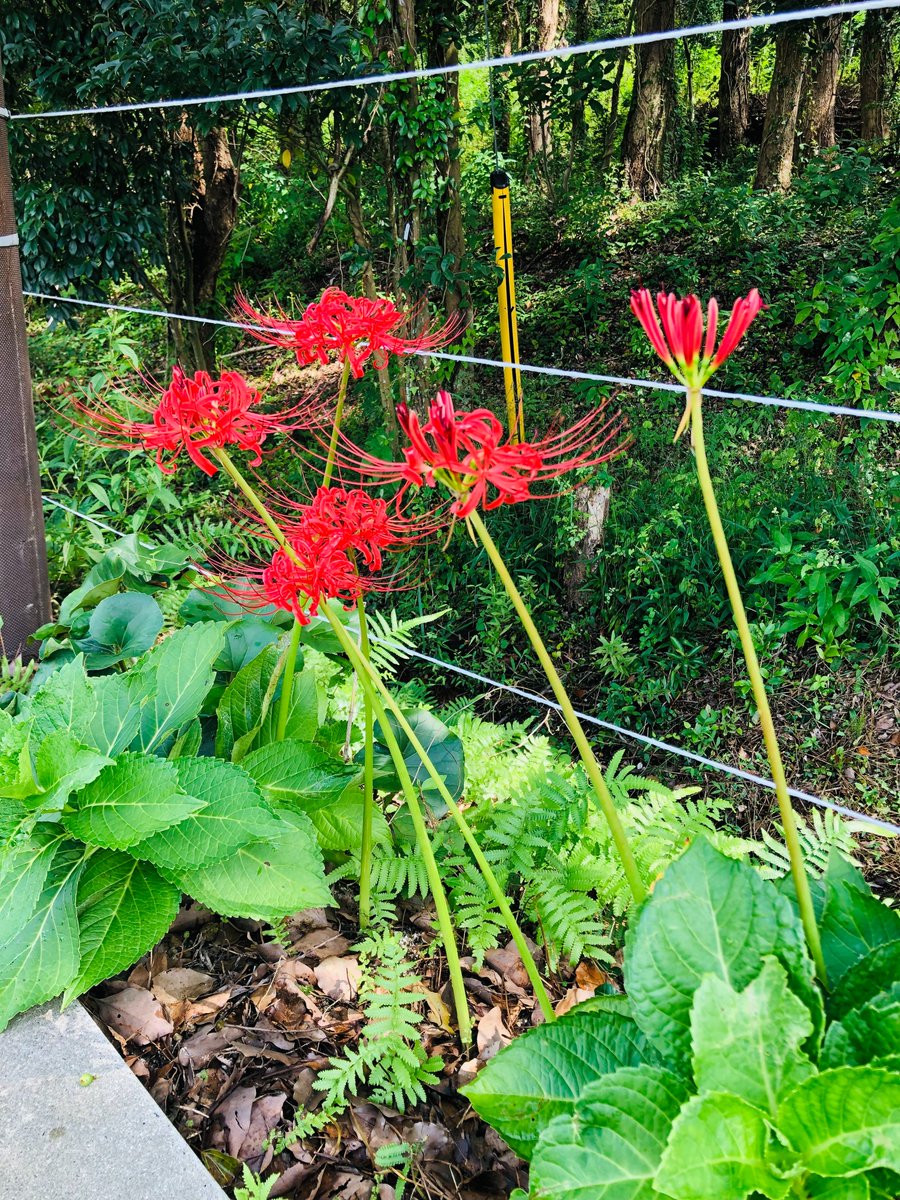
[491,170,525,441]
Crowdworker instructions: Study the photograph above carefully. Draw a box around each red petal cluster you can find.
[630,288,765,386]
[330,390,629,518]
[236,288,461,378]
[261,534,362,624]
[71,366,322,476]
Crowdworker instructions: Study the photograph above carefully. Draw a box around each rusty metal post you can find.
[0,62,52,656]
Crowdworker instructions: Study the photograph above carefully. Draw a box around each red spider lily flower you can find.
[235,288,462,379]
[260,536,362,623]
[71,366,324,475]
[630,288,766,440]
[329,390,629,519]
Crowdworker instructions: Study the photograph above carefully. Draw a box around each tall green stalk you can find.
[275,617,303,741]
[467,510,646,905]
[323,358,353,489]
[321,607,472,1043]
[356,595,376,930]
[323,608,556,1023]
[689,390,826,983]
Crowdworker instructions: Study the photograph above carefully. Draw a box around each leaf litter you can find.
[85,886,609,1199]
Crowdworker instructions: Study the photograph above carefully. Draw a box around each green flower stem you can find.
[323,357,353,489]
[326,610,556,1022]
[356,594,376,931]
[467,509,646,905]
[211,447,288,548]
[321,605,473,1046]
[689,389,826,984]
[275,617,303,742]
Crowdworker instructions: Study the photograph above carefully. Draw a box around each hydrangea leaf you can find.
[131,622,225,752]
[691,957,816,1115]
[818,856,900,988]
[462,1006,655,1159]
[528,1065,690,1200]
[778,1067,900,1177]
[241,739,360,813]
[170,808,330,922]
[129,757,284,870]
[822,982,900,1068]
[625,839,820,1066]
[656,1093,793,1200]
[63,754,203,850]
[63,849,181,1003]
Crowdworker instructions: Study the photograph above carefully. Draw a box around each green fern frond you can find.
[747,808,865,879]
[365,608,448,679]
[530,876,613,970]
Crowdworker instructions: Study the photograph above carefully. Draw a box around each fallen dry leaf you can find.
[575,961,612,991]
[476,1005,512,1061]
[178,1028,230,1069]
[94,987,174,1045]
[153,967,216,1004]
[211,1085,256,1158]
[315,955,362,1001]
[554,986,596,1016]
[294,927,351,960]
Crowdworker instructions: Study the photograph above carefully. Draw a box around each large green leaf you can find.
[778,1067,900,1176]
[63,849,181,1002]
[215,617,283,674]
[462,1006,654,1159]
[172,808,330,922]
[0,829,67,944]
[691,958,816,1116]
[22,657,96,746]
[63,754,203,850]
[822,982,900,1068]
[624,839,820,1065]
[131,623,225,752]
[129,758,284,870]
[241,739,360,813]
[87,674,144,756]
[309,788,390,854]
[656,1093,792,1200]
[807,1177,870,1200]
[58,553,128,625]
[215,641,282,760]
[371,708,465,805]
[828,941,900,1021]
[72,592,163,668]
[0,841,85,1031]
[0,721,39,800]
[528,1065,690,1200]
[256,666,320,745]
[34,730,111,811]
[818,857,900,988]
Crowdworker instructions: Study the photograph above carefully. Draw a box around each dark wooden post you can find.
[0,63,52,657]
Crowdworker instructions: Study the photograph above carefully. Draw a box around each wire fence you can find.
[18,0,900,842]
[40,495,900,838]
[22,292,900,424]
[8,0,900,120]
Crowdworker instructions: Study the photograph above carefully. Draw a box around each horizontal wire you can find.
[9,0,899,120]
[24,290,900,424]
[39,494,900,836]
[400,646,900,836]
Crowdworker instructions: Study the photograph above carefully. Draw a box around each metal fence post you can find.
[0,61,52,657]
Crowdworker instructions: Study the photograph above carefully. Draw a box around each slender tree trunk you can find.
[718,0,752,157]
[754,24,809,191]
[860,11,895,141]
[496,0,521,155]
[802,15,844,148]
[622,0,676,198]
[434,41,471,325]
[601,2,636,176]
[526,0,560,160]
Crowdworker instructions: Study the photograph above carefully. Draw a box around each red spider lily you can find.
[260,536,362,623]
[630,288,766,439]
[235,288,462,379]
[71,366,324,475]
[328,390,629,519]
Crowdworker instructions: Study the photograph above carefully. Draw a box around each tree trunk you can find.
[601,2,636,176]
[622,0,676,198]
[434,41,471,326]
[718,0,751,157]
[860,11,894,141]
[754,24,809,191]
[802,15,843,148]
[526,0,560,160]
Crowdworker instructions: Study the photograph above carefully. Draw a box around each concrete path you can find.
[0,1001,226,1200]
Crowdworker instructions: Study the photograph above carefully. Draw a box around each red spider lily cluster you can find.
[331,390,630,518]
[630,288,765,439]
[72,366,323,476]
[236,289,461,379]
